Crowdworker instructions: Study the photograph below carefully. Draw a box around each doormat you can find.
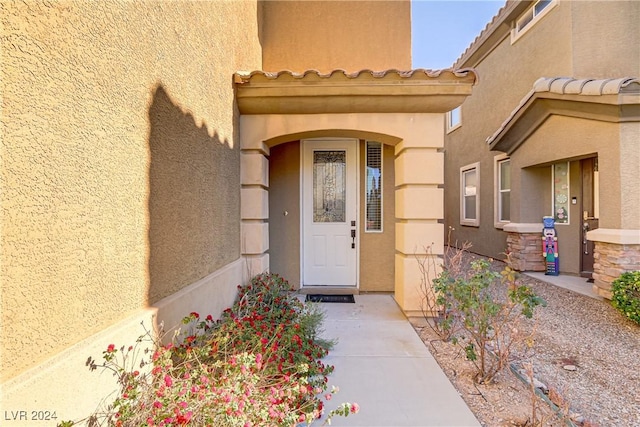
[305,294,355,303]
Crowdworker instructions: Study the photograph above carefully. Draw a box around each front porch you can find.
[234,69,477,317]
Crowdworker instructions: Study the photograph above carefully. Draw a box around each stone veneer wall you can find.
[506,232,546,272]
[593,242,640,299]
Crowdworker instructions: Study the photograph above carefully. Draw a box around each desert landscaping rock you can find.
[412,252,640,427]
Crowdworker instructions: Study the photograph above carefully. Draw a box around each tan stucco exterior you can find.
[1,0,261,419]
[2,0,478,420]
[260,0,411,73]
[444,1,640,289]
[239,113,458,316]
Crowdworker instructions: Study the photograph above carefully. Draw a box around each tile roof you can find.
[453,1,510,68]
[233,68,477,83]
[487,77,640,145]
[233,68,478,114]
[533,77,640,95]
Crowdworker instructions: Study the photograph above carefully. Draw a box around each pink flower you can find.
[325,393,332,401]
[350,403,360,414]
[107,344,115,353]
[164,374,173,387]
[153,401,163,409]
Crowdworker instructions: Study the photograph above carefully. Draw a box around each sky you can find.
[412,1,505,69]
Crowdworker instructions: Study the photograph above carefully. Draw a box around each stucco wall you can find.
[619,122,640,230]
[260,0,411,72]
[512,115,621,274]
[571,1,640,78]
[1,1,261,381]
[269,141,302,286]
[359,141,395,292]
[444,0,573,258]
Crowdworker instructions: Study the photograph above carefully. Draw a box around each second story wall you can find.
[571,1,640,78]
[259,0,411,72]
[443,0,573,256]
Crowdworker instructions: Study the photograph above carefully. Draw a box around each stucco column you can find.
[394,124,444,317]
[240,143,270,279]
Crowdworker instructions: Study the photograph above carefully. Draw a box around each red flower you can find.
[164,374,173,387]
[190,312,200,319]
[107,344,115,353]
[350,403,360,414]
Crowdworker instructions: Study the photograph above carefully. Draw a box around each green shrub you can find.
[611,271,640,325]
[434,259,546,384]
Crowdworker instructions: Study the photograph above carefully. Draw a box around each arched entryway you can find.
[239,114,447,316]
[234,69,477,316]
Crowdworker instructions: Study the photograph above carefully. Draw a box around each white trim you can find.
[511,0,558,44]
[460,162,480,227]
[446,107,462,133]
[494,154,511,229]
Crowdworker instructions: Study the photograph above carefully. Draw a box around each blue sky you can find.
[412,1,505,69]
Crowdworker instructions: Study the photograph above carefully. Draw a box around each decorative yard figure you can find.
[542,216,559,275]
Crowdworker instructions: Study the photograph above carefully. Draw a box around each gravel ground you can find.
[412,253,640,427]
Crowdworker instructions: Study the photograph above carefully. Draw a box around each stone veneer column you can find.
[240,143,270,280]
[394,138,444,317]
[503,223,546,272]
[588,229,640,299]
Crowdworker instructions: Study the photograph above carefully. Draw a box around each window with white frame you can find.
[446,106,461,133]
[512,0,557,42]
[365,141,382,232]
[494,155,511,227]
[460,163,479,226]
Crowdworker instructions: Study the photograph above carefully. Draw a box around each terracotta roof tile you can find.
[534,77,640,96]
[234,68,478,84]
[487,77,640,145]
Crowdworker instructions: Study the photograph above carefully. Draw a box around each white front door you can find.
[302,139,358,287]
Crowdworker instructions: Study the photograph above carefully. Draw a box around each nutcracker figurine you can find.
[542,216,559,275]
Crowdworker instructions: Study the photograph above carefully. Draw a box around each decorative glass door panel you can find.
[313,151,346,223]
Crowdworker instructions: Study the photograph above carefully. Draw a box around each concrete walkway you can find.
[524,272,603,300]
[315,294,480,427]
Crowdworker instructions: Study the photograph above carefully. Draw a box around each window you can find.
[460,163,479,226]
[365,141,382,232]
[494,155,511,228]
[446,106,461,133]
[512,0,557,42]
[552,162,569,224]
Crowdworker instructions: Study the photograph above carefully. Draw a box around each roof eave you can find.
[234,69,478,115]
[488,93,640,154]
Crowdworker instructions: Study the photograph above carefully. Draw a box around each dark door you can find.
[580,158,599,279]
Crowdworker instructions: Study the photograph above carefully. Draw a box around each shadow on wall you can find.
[147,85,241,305]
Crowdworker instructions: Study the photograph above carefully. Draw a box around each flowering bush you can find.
[59,273,358,426]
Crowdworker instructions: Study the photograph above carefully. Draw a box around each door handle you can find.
[351,229,356,248]
[583,222,590,254]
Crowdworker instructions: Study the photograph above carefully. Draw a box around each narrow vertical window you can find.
[460,163,480,226]
[366,141,382,232]
[552,162,569,224]
[495,156,511,227]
